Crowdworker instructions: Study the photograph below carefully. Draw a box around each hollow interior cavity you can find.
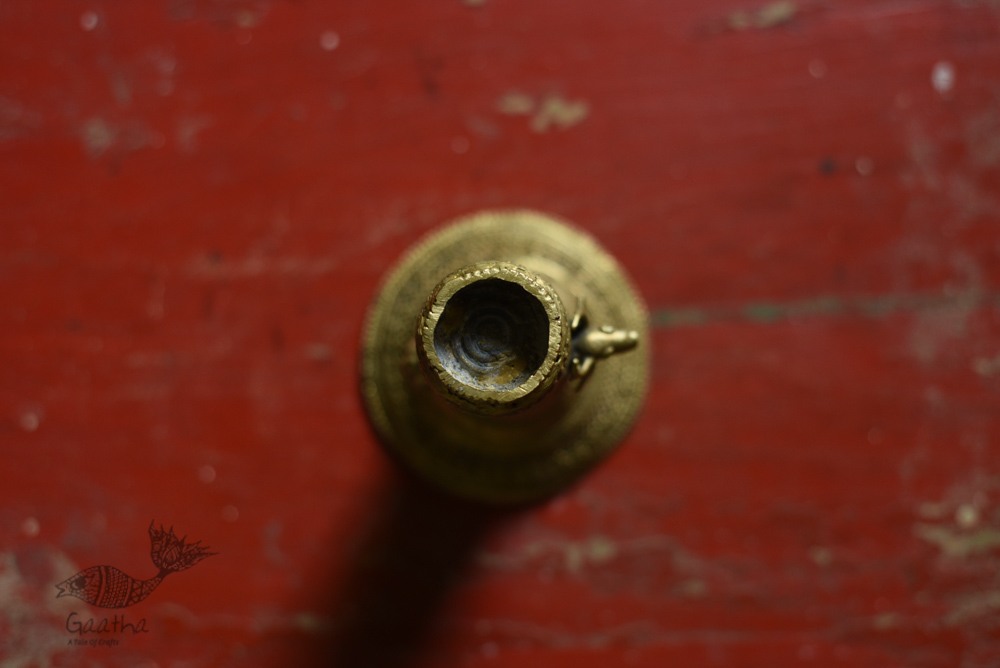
[433,278,549,392]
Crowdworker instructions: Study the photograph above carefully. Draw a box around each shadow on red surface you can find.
[298,466,520,667]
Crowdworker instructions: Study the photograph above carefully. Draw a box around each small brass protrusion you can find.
[361,210,649,505]
[569,300,639,381]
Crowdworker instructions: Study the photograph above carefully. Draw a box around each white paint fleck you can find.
[222,505,240,522]
[235,10,259,29]
[198,465,217,484]
[872,612,900,629]
[480,534,623,575]
[955,504,979,528]
[451,136,470,154]
[151,49,177,96]
[909,305,971,365]
[729,0,798,30]
[530,95,589,133]
[808,59,827,79]
[19,409,41,432]
[21,517,40,537]
[109,71,132,106]
[320,31,340,51]
[176,115,213,153]
[972,353,1000,376]
[931,61,955,95]
[919,501,949,519]
[586,536,618,563]
[81,117,116,157]
[809,546,833,567]
[78,118,159,158]
[304,343,332,361]
[675,578,708,597]
[1,549,87,665]
[496,91,535,115]
[497,91,590,132]
[156,53,177,75]
[915,523,1000,558]
[80,10,99,31]
[855,156,874,176]
[944,590,1000,626]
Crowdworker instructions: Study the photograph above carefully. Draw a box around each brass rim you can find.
[416,262,570,415]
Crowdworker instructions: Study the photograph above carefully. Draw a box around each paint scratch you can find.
[478,533,704,577]
[652,290,998,329]
[944,590,1000,626]
[1,548,87,667]
[78,117,160,159]
[153,601,331,635]
[972,353,1000,377]
[496,91,535,116]
[479,535,618,574]
[496,91,590,132]
[915,524,1000,558]
[728,0,799,30]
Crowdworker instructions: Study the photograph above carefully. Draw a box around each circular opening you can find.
[433,278,550,391]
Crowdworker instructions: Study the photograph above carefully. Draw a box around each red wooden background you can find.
[3,1,1000,666]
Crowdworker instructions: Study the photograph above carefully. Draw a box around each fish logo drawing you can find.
[55,522,215,609]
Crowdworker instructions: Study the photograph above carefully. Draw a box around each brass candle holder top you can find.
[361,210,649,505]
[417,262,570,416]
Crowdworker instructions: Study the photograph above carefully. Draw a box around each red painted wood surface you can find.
[3,1,1000,666]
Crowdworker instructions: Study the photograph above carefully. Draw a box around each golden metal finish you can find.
[361,210,649,505]
[417,261,570,416]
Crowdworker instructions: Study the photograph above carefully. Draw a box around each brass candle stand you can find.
[361,210,648,505]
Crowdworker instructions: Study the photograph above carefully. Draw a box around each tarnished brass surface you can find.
[417,261,570,416]
[361,210,649,505]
